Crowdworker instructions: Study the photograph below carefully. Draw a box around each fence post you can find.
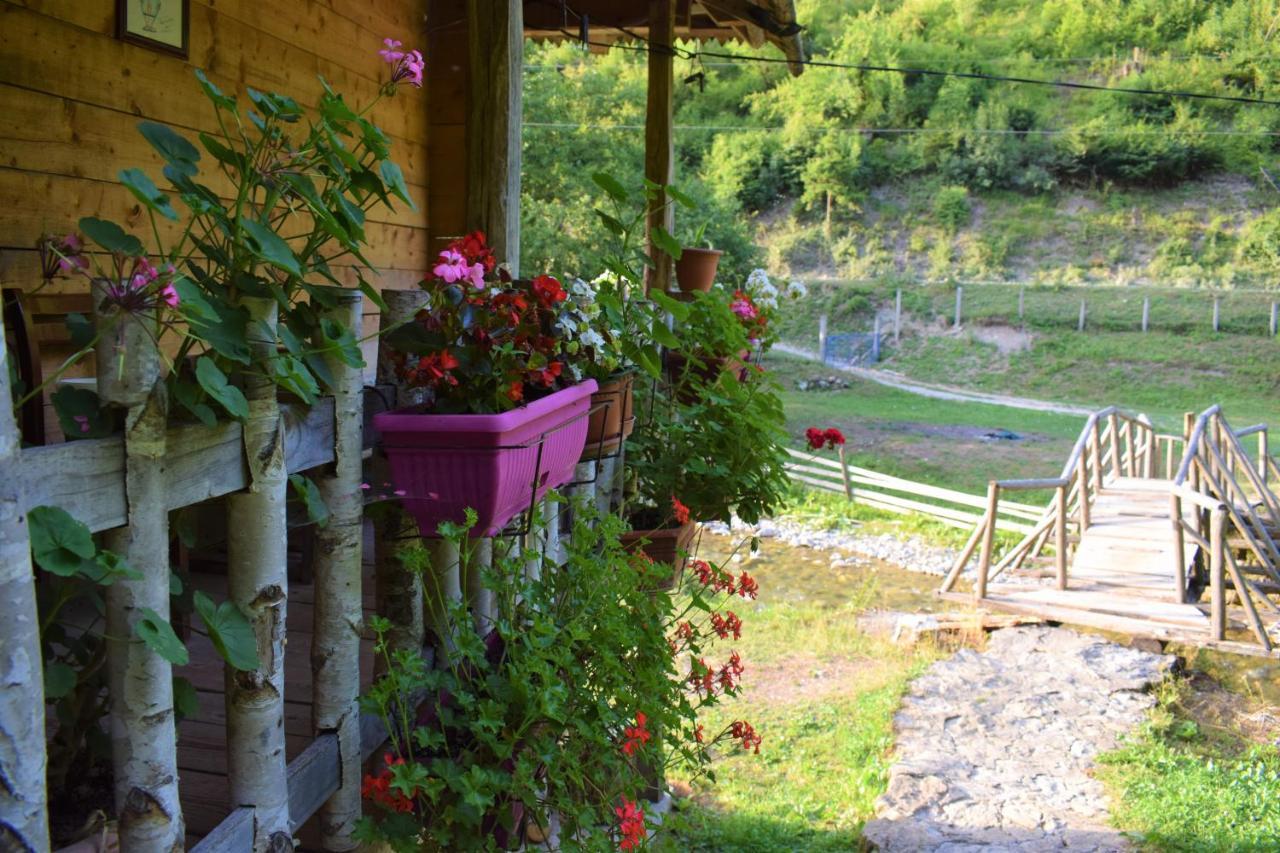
[837,445,853,500]
[1271,302,1277,338]
[226,296,292,848]
[1017,286,1025,323]
[894,289,902,344]
[1054,483,1068,591]
[1142,296,1150,333]
[374,290,427,661]
[1209,507,1225,640]
[1078,299,1087,332]
[954,286,963,328]
[93,284,185,850]
[0,317,49,852]
[872,314,881,362]
[817,313,828,362]
[1213,296,1221,332]
[975,481,998,600]
[311,289,365,848]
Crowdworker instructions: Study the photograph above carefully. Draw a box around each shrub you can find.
[932,185,972,232]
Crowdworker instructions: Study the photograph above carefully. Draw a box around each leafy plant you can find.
[356,502,765,851]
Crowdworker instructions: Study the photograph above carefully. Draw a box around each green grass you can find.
[769,351,1083,494]
[1097,680,1280,851]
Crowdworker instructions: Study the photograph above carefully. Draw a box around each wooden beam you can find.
[645,0,676,294]
[466,0,523,272]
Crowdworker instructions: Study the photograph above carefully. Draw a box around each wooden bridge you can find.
[940,406,1280,658]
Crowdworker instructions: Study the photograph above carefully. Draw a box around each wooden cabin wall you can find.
[0,0,432,436]
[427,0,467,256]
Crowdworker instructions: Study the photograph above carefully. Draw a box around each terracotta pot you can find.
[674,247,723,293]
[621,520,697,589]
[581,371,635,461]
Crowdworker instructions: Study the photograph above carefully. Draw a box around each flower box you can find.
[581,371,635,461]
[374,380,597,537]
[621,520,697,589]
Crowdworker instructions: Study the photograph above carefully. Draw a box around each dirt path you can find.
[861,626,1174,851]
[773,343,1094,417]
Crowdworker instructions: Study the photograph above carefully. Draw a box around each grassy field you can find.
[768,351,1084,495]
[776,280,1280,434]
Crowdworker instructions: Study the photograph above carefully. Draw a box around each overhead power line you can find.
[522,121,1280,136]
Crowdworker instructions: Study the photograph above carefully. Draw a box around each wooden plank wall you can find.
[0,0,433,393]
[427,0,468,256]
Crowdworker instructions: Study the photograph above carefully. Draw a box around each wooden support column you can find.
[311,290,365,851]
[94,286,185,852]
[645,0,676,294]
[226,297,291,851]
[466,0,523,272]
[0,318,49,852]
[373,291,427,662]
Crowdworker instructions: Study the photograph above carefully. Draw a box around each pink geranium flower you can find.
[381,38,425,89]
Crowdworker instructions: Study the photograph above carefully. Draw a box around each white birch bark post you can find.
[94,285,184,851]
[226,297,291,851]
[0,319,49,853]
[465,538,495,635]
[1142,296,1150,332]
[893,289,902,344]
[1270,302,1277,337]
[424,540,462,662]
[1078,299,1087,332]
[374,290,426,660]
[311,290,364,850]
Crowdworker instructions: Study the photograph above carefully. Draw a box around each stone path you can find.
[861,626,1175,852]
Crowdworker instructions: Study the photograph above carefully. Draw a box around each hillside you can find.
[522,0,1280,288]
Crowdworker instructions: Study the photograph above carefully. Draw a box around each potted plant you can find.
[674,221,722,294]
[375,233,596,537]
[661,288,753,401]
[559,273,638,460]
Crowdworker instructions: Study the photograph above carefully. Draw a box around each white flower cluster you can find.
[559,276,621,378]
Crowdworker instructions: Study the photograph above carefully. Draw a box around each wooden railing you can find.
[1170,407,1279,651]
[941,407,1163,597]
[784,447,1042,534]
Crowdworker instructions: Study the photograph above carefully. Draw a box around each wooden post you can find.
[1212,296,1221,332]
[1090,418,1103,493]
[466,0,523,272]
[837,445,853,500]
[1107,412,1120,480]
[1171,493,1187,602]
[1270,301,1277,337]
[1054,483,1068,591]
[0,316,49,852]
[643,0,676,294]
[1078,299,1087,332]
[871,314,881,362]
[1017,286,1025,323]
[94,285,185,850]
[894,289,902,343]
[975,481,998,600]
[1209,507,1226,640]
[954,286,963,328]
[1079,469,1091,532]
[311,290,364,850]
[1142,296,1150,332]
[226,297,291,850]
[817,313,828,362]
[1261,431,1270,487]
[374,290,426,661]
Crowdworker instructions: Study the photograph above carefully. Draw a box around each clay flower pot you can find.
[674,247,723,293]
[621,520,697,589]
[374,380,597,537]
[581,371,636,461]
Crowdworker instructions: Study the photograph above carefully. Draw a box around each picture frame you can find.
[116,0,189,59]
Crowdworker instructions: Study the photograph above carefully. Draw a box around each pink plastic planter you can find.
[373,380,597,537]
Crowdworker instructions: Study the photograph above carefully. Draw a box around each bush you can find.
[932,185,972,231]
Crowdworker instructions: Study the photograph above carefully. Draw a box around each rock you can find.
[860,625,1175,852]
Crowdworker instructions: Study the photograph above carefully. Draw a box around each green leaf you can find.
[271,354,320,404]
[194,357,250,420]
[193,591,260,671]
[592,172,629,203]
[171,378,216,427]
[238,218,302,277]
[182,294,251,364]
[649,290,690,321]
[379,160,416,210]
[79,217,143,256]
[83,551,143,585]
[198,132,242,170]
[51,385,112,440]
[134,608,190,666]
[137,121,200,176]
[319,318,364,369]
[594,210,626,236]
[650,321,679,349]
[65,312,94,350]
[169,571,184,596]
[650,225,684,260]
[119,168,177,220]
[358,275,389,313]
[194,69,236,111]
[172,675,200,723]
[28,505,96,576]
[666,184,698,209]
[289,474,330,527]
[44,662,77,700]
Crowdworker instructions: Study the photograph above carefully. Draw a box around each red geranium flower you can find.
[615,797,647,851]
[531,274,567,304]
[824,427,846,447]
[736,571,759,600]
[805,427,825,450]
[621,712,652,757]
[730,719,762,754]
[672,496,691,525]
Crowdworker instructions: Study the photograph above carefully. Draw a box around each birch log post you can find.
[94,287,185,851]
[373,290,427,661]
[465,538,495,634]
[311,290,365,850]
[425,540,462,662]
[0,319,48,852]
[225,297,291,851]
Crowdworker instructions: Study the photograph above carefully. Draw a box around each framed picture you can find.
[116,0,189,58]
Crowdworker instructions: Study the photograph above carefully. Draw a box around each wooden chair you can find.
[2,288,95,445]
